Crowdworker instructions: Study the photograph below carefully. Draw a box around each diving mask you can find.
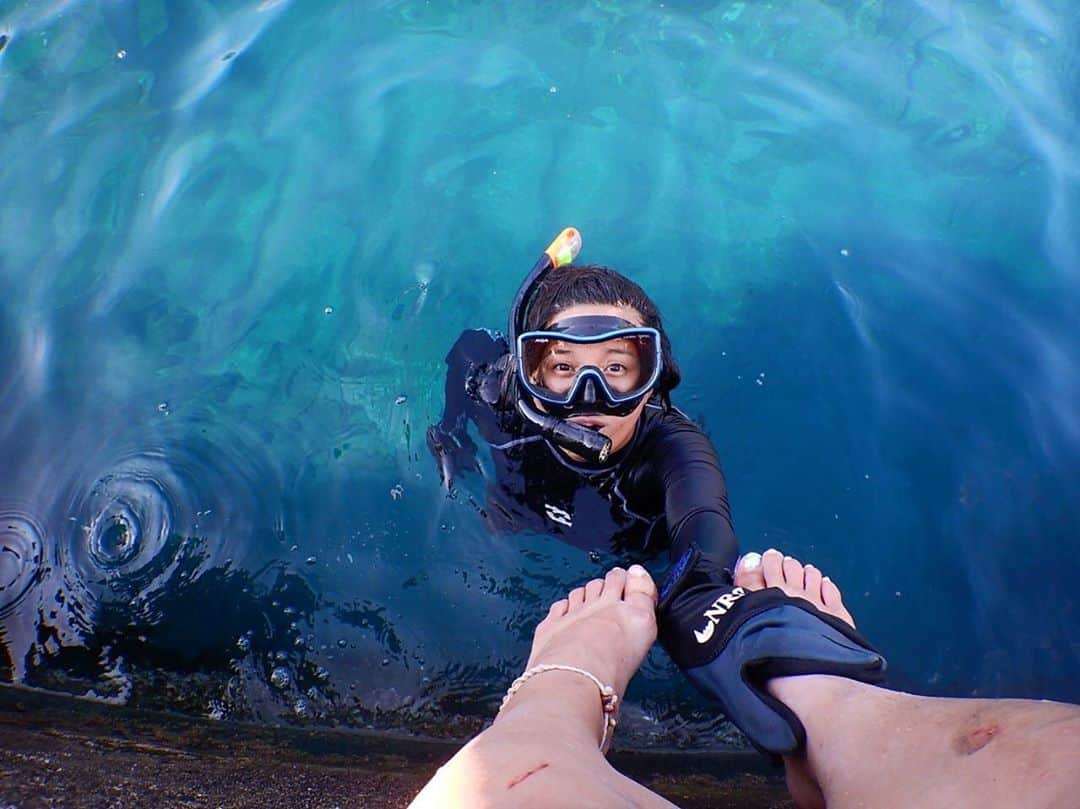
[517,315,662,418]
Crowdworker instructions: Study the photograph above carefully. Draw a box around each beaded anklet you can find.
[499,663,619,753]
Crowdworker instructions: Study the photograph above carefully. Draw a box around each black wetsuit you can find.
[429,329,739,579]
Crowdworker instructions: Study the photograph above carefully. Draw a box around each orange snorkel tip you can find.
[544,227,582,269]
[511,227,584,342]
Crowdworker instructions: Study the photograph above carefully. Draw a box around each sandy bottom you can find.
[0,684,794,808]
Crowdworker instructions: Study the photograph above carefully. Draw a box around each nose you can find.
[581,377,598,404]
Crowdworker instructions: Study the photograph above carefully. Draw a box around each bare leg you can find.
[735,549,1080,809]
[410,565,676,809]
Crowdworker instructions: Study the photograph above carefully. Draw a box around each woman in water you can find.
[427,228,738,582]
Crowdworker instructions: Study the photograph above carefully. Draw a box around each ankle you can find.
[767,675,880,800]
[767,673,858,723]
[497,669,610,748]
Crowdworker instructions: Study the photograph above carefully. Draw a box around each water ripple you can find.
[55,424,284,615]
[60,451,188,610]
[79,463,175,573]
[0,509,45,618]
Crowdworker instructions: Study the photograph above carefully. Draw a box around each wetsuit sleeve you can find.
[435,330,498,434]
[646,415,739,579]
[426,329,506,487]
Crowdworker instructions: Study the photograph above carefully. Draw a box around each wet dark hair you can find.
[523,264,681,402]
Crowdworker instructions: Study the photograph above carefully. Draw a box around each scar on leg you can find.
[953,722,1001,755]
[507,762,550,789]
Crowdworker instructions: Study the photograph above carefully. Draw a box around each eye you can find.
[606,363,625,374]
[552,362,574,374]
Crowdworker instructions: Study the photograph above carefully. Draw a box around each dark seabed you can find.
[0,684,793,808]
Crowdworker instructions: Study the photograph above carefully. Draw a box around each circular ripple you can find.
[81,470,174,572]
[59,426,284,617]
[0,510,45,617]
[60,451,188,609]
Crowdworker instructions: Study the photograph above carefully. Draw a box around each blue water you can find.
[1,1,1078,748]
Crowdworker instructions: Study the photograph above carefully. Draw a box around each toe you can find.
[822,576,855,627]
[781,555,806,597]
[567,586,586,610]
[762,548,786,589]
[733,552,766,591]
[602,567,628,601]
[821,576,841,607]
[624,564,657,610]
[584,576,606,602]
[803,564,824,607]
[548,598,569,618]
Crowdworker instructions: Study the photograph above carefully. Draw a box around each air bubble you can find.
[270,667,290,688]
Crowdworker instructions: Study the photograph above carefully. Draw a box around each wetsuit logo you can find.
[693,587,747,644]
[543,503,573,528]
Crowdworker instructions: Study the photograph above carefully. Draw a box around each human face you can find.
[532,303,652,458]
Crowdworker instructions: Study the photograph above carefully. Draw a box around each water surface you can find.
[1,0,1078,747]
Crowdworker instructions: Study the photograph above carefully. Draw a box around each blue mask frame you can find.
[516,316,663,418]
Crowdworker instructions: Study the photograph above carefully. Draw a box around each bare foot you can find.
[522,564,658,697]
[412,566,674,809]
[495,565,658,755]
[732,550,854,809]
[734,549,854,627]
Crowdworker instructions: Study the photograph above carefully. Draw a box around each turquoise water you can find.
[1,0,1077,747]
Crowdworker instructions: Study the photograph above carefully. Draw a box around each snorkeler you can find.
[410,553,1080,809]
[426,228,738,579]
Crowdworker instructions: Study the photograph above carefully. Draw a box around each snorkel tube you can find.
[509,228,613,464]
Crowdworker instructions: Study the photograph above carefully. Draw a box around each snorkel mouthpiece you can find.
[516,398,612,464]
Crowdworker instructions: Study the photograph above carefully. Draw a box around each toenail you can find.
[765,548,780,556]
[737,552,762,571]
[629,564,647,577]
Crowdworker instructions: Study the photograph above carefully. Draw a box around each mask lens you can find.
[518,328,661,408]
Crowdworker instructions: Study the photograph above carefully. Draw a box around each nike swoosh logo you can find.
[694,623,715,644]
